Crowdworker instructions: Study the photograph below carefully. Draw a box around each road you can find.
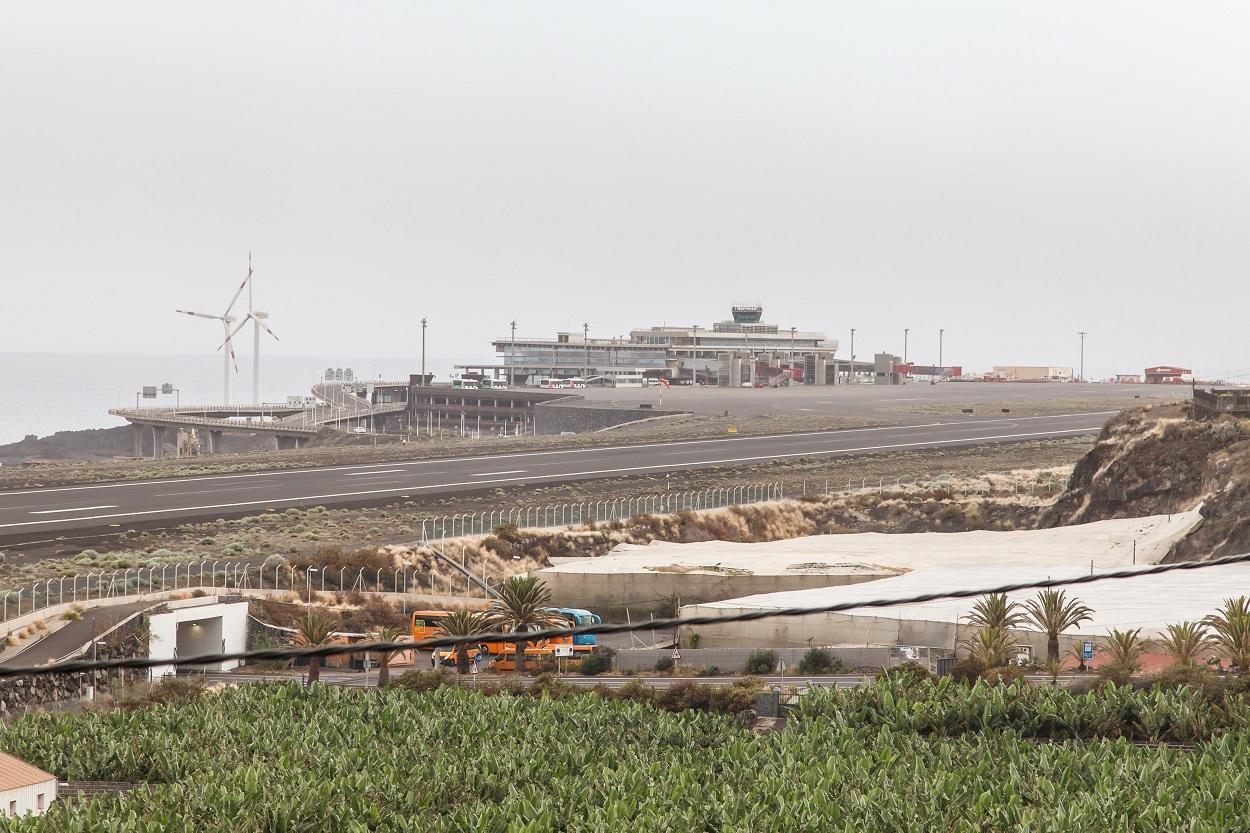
[0,411,1109,539]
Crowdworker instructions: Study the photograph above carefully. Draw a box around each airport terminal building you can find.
[457,306,863,387]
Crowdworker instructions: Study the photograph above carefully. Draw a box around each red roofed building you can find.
[0,751,56,817]
[1144,366,1192,384]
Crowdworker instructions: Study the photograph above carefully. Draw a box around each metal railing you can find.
[419,481,785,542]
[809,471,1066,499]
[0,561,481,627]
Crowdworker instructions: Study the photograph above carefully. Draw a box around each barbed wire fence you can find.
[0,468,1069,627]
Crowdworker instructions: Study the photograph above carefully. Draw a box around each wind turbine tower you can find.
[176,261,251,404]
[221,254,279,405]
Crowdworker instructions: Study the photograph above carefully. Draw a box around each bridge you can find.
[110,380,413,457]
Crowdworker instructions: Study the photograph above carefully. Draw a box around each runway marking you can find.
[29,505,117,515]
[154,487,261,497]
[471,470,527,476]
[0,412,1117,498]
[0,426,1101,530]
[344,470,404,477]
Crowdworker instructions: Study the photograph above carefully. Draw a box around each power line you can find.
[7,551,1250,680]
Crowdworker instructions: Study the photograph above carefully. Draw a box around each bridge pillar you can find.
[276,434,307,451]
[132,424,144,457]
[151,425,167,459]
[208,430,223,454]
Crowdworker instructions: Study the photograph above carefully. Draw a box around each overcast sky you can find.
[2,2,1248,379]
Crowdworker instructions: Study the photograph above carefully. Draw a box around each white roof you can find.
[544,510,1201,577]
[696,561,1250,638]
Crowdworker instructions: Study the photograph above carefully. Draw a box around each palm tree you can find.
[1023,589,1094,664]
[965,593,1026,631]
[965,590,1025,630]
[1159,621,1210,668]
[488,576,565,675]
[1103,628,1145,676]
[437,610,492,674]
[370,625,406,687]
[959,626,1015,668]
[1204,597,1250,673]
[295,610,337,685]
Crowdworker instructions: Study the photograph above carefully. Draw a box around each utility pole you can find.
[583,322,590,379]
[903,328,909,364]
[509,321,517,386]
[1078,331,1087,381]
[420,318,427,385]
[939,329,944,368]
[849,328,856,384]
[692,325,700,383]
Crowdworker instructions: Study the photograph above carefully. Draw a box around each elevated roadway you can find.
[0,411,1110,541]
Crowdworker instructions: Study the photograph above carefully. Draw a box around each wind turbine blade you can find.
[229,347,239,374]
[217,315,251,351]
[222,261,252,317]
[176,309,223,321]
[255,318,280,342]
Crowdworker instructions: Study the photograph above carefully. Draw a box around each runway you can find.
[0,411,1109,538]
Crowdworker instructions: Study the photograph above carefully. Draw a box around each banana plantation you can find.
[0,680,1245,831]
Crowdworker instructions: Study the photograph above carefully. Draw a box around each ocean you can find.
[0,352,460,444]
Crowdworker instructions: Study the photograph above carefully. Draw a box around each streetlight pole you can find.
[691,325,700,383]
[849,328,856,384]
[509,320,517,387]
[420,318,427,385]
[903,328,909,364]
[583,322,589,380]
[939,329,944,368]
[307,568,318,606]
[1078,331,1087,381]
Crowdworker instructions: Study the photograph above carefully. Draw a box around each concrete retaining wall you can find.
[612,645,893,673]
[680,604,1094,660]
[544,570,883,611]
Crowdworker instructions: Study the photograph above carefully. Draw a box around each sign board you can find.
[160,383,174,395]
[671,648,681,661]
[554,645,574,657]
[1082,641,1095,661]
[470,661,479,675]
[142,386,157,398]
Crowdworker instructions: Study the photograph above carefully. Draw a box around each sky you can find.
[2,2,1248,380]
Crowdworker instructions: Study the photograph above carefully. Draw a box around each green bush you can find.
[578,648,615,677]
[654,656,675,673]
[743,649,778,675]
[797,647,845,675]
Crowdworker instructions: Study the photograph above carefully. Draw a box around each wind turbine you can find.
[176,258,251,404]
[219,254,279,405]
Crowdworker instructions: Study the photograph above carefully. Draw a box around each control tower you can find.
[730,304,763,324]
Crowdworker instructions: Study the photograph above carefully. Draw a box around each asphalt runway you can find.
[0,411,1110,541]
[573,381,1174,418]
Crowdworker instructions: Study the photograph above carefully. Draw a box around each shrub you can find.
[980,665,1028,686]
[687,632,702,649]
[696,665,722,677]
[878,662,938,687]
[391,669,454,692]
[797,647,845,675]
[578,648,615,677]
[654,656,675,673]
[743,649,778,675]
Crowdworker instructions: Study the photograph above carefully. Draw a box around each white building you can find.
[147,597,250,681]
[0,751,57,817]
